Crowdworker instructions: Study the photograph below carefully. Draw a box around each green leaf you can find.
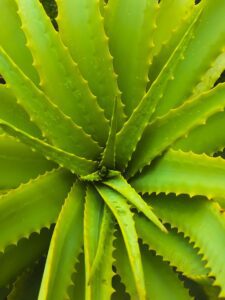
[0,85,41,138]
[101,98,118,169]
[96,184,146,300]
[131,149,225,199]
[0,120,97,176]
[0,134,55,190]
[193,52,225,96]
[152,0,225,118]
[148,0,196,85]
[174,110,225,155]
[16,0,109,145]
[152,0,195,59]
[0,47,101,160]
[135,214,208,278]
[147,194,225,298]
[84,185,115,300]
[56,0,125,128]
[38,181,84,300]
[0,227,52,287]
[0,0,39,83]
[68,253,85,300]
[141,246,192,300]
[88,204,114,285]
[128,83,225,177]
[105,0,158,117]
[103,174,166,232]
[0,168,73,253]
[8,259,45,300]
[115,8,201,171]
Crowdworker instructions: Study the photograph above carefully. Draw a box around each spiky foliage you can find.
[0,0,225,299]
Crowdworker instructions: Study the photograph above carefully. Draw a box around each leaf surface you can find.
[16,0,109,144]
[147,194,225,298]
[38,181,85,300]
[96,184,146,300]
[0,168,73,253]
[105,0,158,117]
[57,0,124,128]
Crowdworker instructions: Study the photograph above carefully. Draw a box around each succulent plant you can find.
[1,0,225,299]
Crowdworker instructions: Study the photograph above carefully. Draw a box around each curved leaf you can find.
[131,149,225,199]
[96,184,146,300]
[16,0,109,145]
[0,168,74,253]
[105,0,158,116]
[38,181,84,300]
[147,194,225,298]
[57,0,124,128]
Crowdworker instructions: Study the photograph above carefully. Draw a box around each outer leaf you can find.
[103,174,166,232]
[152,0,225,118]
[141,246,192,300]
[68,253,85,300]
[0,228,52,287]
[0,120,97,176]
[0,134,55,190]
[0,47,101,159]
[88,204,114,285]
[128,83,225,177]
[56,0,124,127]
[0,84,41,137]
[193,52,225,96]
[16,0,109,145]
[84,185,114,300]
[135,215,208,278]
[115,9,201,170]
[131,149,225,199]
[0,168,74,253]
[148,0,196,85]
[38,181,85,300]
[147,194,225,298]
[152,0,195,58]
[105,0,158,117]
[174,110,225,155]
[0,0,39,83]
[8,259,44,300]
[96,185,146,300]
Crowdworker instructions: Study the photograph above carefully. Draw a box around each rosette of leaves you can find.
[1,0,225,299]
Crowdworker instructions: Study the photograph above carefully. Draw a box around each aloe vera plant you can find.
[1,0,225,299]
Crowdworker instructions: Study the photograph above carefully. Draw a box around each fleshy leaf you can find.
[16,0,109,145]
[0,84,41,137]
[152,0,225,118]
[0,47,101,159]
[103,174,166,232]
[96,184,146,300]
[56,0,124,128]
[128,83,225,177]
[84,185,114,300]
[0,120,97,176]
[115,8,201,171]
[147,194,225,298]
[131,149,225,199]
[0,227,52,287]
[135,214,208,278]
[38,181,84,300]
[0,0,39,83]
[101,98,118,169]
[8,259,45,300]
[141,245,192,300]
[105,0,158,117]
[0,168,74,253]
[0,134,55,190]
